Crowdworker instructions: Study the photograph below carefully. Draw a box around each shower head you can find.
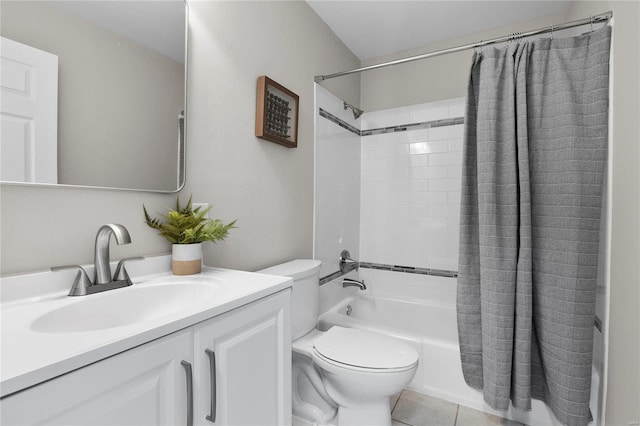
[343,102,364,120]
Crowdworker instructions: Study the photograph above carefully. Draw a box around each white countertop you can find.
[0,256,291,398]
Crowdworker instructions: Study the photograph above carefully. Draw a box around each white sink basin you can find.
[31,283,218,333]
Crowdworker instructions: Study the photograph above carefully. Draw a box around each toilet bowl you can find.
[312,326,418,425]
[259,260,419,425]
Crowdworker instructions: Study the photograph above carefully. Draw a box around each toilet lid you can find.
[312,326,418,370]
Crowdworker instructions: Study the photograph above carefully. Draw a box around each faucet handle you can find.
[339,250,359,274]
[113,257,145,283]
[52,265,92,296]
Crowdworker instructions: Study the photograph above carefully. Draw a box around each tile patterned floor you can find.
[293,389,524,426]
[391,390,524,426]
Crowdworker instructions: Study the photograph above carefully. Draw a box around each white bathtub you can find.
[318,292,601,426]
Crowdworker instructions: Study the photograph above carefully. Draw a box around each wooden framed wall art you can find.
[256,76,299,148]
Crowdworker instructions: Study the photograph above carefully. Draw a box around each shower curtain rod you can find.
[314,11,612,82]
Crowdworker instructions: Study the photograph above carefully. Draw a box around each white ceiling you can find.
[306,1,573,61]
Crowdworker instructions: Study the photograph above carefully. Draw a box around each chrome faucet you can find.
[94,224,131,284]
[342,278,366,290]
[52,224,143,296]
[339,250,359,274]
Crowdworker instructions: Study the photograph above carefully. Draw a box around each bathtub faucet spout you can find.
[343,278,366,290]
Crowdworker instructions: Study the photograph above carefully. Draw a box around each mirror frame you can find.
[0,1,188,194]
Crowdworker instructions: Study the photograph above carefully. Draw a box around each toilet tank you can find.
[258,259,321,340]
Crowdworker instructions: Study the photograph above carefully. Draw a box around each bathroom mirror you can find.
[0,1,187,192]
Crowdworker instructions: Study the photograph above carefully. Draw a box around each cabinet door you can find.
[1,331,192,426]
[194,290,291,426]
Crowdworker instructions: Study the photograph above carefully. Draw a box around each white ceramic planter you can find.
[171,243,202,275]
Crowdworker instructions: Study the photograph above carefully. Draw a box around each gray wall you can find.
[183,1,359,272]
[0,1,360,275]
[360,13,568,111]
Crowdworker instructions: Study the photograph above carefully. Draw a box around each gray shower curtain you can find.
[457,26,611,426]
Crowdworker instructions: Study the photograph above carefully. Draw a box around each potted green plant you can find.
[143,195,236,275]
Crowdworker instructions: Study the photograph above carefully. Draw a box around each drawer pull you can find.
[181,360,193,426]
[205,349,217,423]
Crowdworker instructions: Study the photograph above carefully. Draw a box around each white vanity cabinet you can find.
[193,289,291,425]
[1,330,192,425]
[1,289,291,426]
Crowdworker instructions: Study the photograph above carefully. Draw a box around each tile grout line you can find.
[391,389,403,414]
[391,390,415,426]
[453,404,460,425]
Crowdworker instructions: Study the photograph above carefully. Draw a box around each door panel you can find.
[1,37,58,183]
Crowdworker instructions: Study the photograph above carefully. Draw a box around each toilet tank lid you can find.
[258,259,321,280]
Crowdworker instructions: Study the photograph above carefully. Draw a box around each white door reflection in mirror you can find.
[1,37,58,183]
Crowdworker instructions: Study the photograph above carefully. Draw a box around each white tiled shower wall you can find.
[360,98,465,271]
[314,85,361,312]
[314,91,465,311]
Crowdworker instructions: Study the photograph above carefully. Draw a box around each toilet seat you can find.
[312,326,418,372]
[313,349,418,374]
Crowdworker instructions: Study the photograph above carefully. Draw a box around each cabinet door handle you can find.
[205,349,217,423]
[181,360,194,426]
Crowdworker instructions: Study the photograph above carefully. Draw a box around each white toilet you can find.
[259,259,418,426]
